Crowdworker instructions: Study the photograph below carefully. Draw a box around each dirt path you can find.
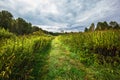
[45,37,86,80]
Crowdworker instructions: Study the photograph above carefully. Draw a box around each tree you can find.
[15,18,32,35]
[9,19,17,33]
[95,21,109,31]
[0,10,47,35]
[0,10,13,29]
[95,22,102,31]
[89,23,95,31]
[103,21,109,30]
[109,21,120,29]
[84,27,88,32]
[32,26,40,32]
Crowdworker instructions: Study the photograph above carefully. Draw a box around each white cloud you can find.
[77,0,118,22]
[0,0,120,32]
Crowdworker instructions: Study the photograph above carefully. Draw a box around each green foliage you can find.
[32,31,46,36]
[109,21,120,29]
[13,17,32,35]
[0,28,15,38]
[93,65,120,80]
[0,31,52,79]
[60,30,120,65]
[95,21,109,31]
[60,30,120,79]
[85,21,120,32]
[0,10,51,35]
[89,23,95,31]
[84,27,89,32]
[0,10,13,29]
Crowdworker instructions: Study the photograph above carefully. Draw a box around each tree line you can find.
[1,10,120,34]
[0,10,49,35]
[84,21,120,32]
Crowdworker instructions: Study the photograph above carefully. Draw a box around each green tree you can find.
[103,21,109,29]
[89,23,95,31]
[84,27,89,32]
[32,26,40,32]
[0,10,13,29]
[95,22,102,31]
[109,21,120,29]
[95,21,109,31]
[15,17,32,35]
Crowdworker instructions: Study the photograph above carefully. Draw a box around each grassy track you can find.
[45,37,86,80]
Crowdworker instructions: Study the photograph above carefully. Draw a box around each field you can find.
[59,30,120,80]
[0,28,120,80]
[0,28,52,80]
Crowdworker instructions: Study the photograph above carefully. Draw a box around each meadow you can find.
[0,28,52,80]
[0,9,120,80]
[0,28,120,80]
[60,30,120,80]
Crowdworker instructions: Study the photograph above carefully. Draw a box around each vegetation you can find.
[60,30,120,79]
[0,28,15,38]
[85,21,120,32]
[0,10,120,80]
[0,10,55,36]
[0,28,52,80]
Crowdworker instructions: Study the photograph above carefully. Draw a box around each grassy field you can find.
[46,37,86,80]
[59,30,120,80]
[0,28,52,80]
[0,29,120,80]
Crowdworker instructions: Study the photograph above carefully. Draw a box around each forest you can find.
[0,10,120,80]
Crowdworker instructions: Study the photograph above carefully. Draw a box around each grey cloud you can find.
[0,0,120,32]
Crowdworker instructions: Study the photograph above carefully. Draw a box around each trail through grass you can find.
[45,37,86,80]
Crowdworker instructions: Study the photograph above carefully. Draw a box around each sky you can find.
[0,0,120,32]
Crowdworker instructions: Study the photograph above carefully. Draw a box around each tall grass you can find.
[0,28,15,38]
[60,30,120,79]
[0,29,52,80]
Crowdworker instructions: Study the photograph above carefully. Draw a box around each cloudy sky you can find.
[0,0,120,32]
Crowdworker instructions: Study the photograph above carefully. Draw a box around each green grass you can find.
[59,30,120,80]
[1,28,120,80]
[0,29,52,80]
[46,37,86,80]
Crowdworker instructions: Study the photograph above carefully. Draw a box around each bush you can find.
[0,28,15,38]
